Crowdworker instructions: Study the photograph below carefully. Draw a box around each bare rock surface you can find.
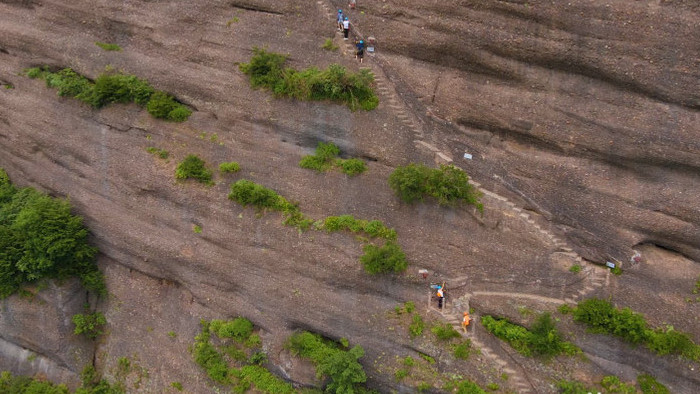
[0,0,698,392]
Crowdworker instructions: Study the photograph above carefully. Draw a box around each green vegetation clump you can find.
[388,163,483,210]
[556,379,594,394]
[228,180,314,231]
[175,155,213,184]
[171,381,183,391]
[481,313,580,358]
[300,142,367,176]
[321,38,339,51]
[452,341,472,359]
[231,365,293,394]
[431,323,461,341]
[145,147,169,159]
[409,314,425,338]
[360,241,408,274]
[0,371,69,393]
[600,375,636,393]
[443,378,486,394]
[569,264,582,273]
[0,168,106,298]
[210,317,254,342]
[95,42,122,51]
[219,161,241,174]
[25,66,190,121]
[72,311,107,339]
[637,374,669,394]
[193,320,230,384]
[573,298,700,360]
[239,47,379,111]
[321,215,396,240]
[287,332,367,393]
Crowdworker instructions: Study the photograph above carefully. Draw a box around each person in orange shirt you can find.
[462,312,471,333]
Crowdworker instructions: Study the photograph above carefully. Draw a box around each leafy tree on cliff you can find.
[0,168,105,298]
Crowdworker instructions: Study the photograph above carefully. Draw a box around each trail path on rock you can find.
[315,1,613,391]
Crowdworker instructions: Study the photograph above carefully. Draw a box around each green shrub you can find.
[402,356,415,366]
[321,38,339,51]
[443,379,486,394]
[229,180,283,209]
[389,163,482,209]
[287,332,367,393]
[637,374,669,394]
[556,380,593,394]
[569,264,582,273]
[232,365,294,394]
[431,323,461,341]
[0,371,70,393]
[404,301,415,314]
[25,66,191,121]
[409,314,424,338]
[0,169,105,298]
[240,48,378,111]
[72,311,107,339]
[360,241,408,274]
[193,320,230,384]
[212,317,253,342]
[573,298,700,360]
[171,382,183,391]
[486,383,499,391]
[219,162,241,174]
[419,353,435,364]
[95,42,122,51]
[558,304,574,315]
[482,313,579,358]
[417,382,432,392]
[600,375,636,394]
[336,158,367,176]
[175,155,213,184]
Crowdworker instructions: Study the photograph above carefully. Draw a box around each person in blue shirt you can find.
[355,39,365,63]
[336,9,344,31]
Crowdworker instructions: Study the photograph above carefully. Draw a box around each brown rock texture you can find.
[0,0,698,392]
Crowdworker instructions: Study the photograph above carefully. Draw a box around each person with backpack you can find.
[355,39,364,63]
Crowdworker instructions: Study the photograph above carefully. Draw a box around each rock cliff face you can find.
[0,0,698,392]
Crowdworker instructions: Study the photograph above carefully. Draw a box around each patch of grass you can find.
[486,382,499,391]
[145,147,169,159]
[404,301,415,314]
[389,163,483,210]
[231,365,294,393]
[394,368,408,381]
[443,378,486,394]
[219,161,241,174]
[482,313,580,358]
[360,241,408,274]
[25,66,191,122]
[336,158,368,176]
[556,379,594,394]
[193,225,202,234]
[637,374,669,394]
[171,381,183,391]
[418,353,435,364]
[117,357,130,375]
[573,298,700,360]
[452,340,472,359]
[558,304,574,315]
[569,264,582,273]
[409,314,425,338]
[402,356,415,367]
[321,215,396,240]
[321,38,339,51]
[27,353,37,362]
[193,320,230,384]
[4,83,13,89]
[167,331,177,338]
[0,371,70,393]
[600,375,636,393]
[417,382,432,392]
[299,142,367,176]
[239,47,378,111]
[611,266,623,275]
[175,155,213,185]
[226,17,240,27]
[95,42,122,51]
[518,306,534,316]
[72,311,107,339]
[431,323,461,341]
[287,331,367,393]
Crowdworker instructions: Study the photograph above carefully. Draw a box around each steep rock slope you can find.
[0,0,698,392]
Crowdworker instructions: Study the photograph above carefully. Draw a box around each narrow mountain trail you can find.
[314,1,615,391]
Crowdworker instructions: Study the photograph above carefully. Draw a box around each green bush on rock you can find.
[389,163,482,210]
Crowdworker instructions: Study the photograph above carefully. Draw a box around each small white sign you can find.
[463,153,473,160]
